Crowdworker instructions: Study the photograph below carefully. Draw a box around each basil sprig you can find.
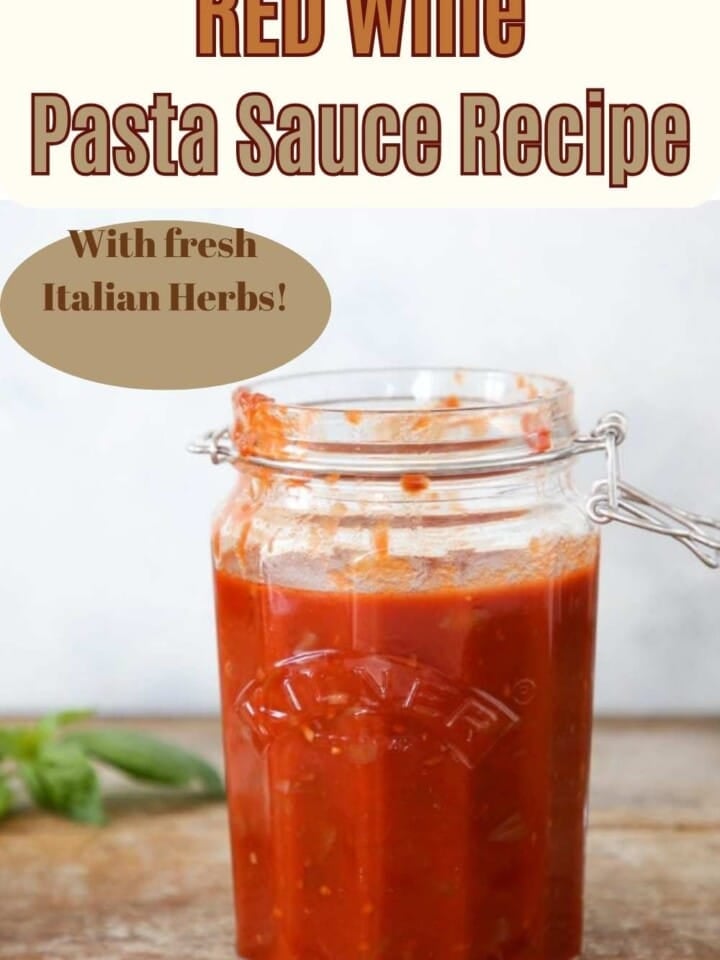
[0,712,223,825]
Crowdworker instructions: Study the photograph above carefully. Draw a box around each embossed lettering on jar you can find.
[210,369,600,960]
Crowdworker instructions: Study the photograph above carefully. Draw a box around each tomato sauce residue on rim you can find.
[231,372,560,468]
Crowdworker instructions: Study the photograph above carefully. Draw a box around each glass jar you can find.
[196,368,715,960]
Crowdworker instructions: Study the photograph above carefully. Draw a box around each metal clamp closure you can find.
[581,413,720,569]
[188,429,235,465]
[189,412,720,568]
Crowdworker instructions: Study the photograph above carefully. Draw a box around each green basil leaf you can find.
[55,710,95,726]
[37,709,95,740]
[0,726,42,762]
[0,729,22,760]
[0,711,95,763]
[63,730,224,797]
[19,742,105,825]
[0,775,13,819]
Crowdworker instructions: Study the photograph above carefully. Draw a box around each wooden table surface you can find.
[1,719,718,960]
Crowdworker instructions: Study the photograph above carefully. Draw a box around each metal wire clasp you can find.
[187,429,235,465]
[188,413,720,568]
[581,413,720,569]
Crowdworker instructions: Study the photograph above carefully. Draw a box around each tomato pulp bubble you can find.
[461,89,691,188]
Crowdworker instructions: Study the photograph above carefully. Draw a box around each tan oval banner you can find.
[0,220,331,389]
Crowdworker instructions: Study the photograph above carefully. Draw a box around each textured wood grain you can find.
[0,719,718,960]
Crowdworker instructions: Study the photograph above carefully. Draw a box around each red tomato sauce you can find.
[215,561,598,960]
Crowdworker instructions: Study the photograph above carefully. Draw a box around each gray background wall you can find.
[1,201,718,715]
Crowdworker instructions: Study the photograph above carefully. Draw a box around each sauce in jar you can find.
[216,556,598,960]
[210,369,600,960]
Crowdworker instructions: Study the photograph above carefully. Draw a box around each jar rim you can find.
[230,367,577,477]
[243,366,571,413]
